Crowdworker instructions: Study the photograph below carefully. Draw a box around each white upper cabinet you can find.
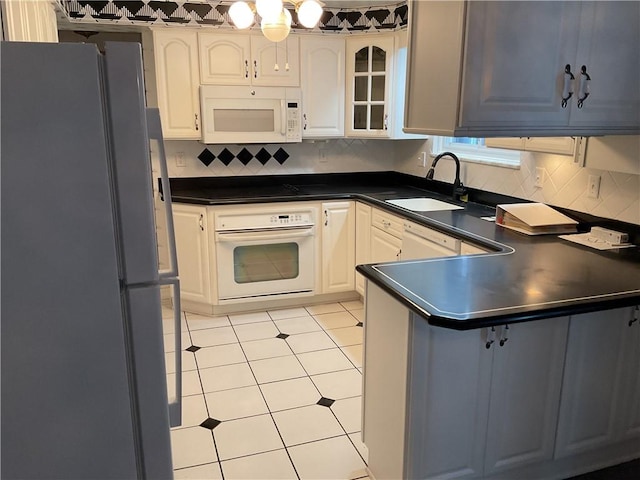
[405,0,640,137]
[1,0,58,43]
[300,35,345,138]
[152,29,201,140]
[345,35,394,138]
[199,33,300,87]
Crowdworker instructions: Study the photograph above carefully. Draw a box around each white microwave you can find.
[200,85,302,144]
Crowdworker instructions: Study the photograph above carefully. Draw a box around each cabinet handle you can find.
[485,326,496,349]
[199,214,204,231]
[303,113,307,130]
[245,60,249,78]
[499,324,509,346]
[629,306,639,326]
[396,249,401,260]
[382,220,390,229]
[254,60,258,79]
[194,113,199,131]
[384,113,388,130]
[561,64,575,108]
[324,209,328,226]
[577,65,591,108]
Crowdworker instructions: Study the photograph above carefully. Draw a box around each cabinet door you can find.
[172,204,211,304]
[153,30,201,139]
[569,1,640,129]
[370,227,402,264]
[484,318,569,475]
[406,321,492,480]
[355,202,371,296]
[1,0,58,42]
[321,202,355,293]
[619,307,640,440]
[555,310,629,458]
[300,35,345,138]
[198,32,251,85]
[251,35,300,87]
[461,1,580,128]
[346,35,394,137]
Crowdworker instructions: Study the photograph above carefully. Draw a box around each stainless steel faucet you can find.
[425,151,468,201]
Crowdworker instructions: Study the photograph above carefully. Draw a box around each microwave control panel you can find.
[286,101,301,142]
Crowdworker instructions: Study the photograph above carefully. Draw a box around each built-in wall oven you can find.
[215,206,316,302]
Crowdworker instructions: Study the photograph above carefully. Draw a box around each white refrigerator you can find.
[1,41,181,479]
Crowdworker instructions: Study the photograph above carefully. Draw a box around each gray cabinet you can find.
[405,0,640,137]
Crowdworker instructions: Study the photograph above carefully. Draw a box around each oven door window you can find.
[233,242,299,283]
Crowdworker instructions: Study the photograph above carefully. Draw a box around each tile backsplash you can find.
[395,138,640,226]
[158,137,639,225]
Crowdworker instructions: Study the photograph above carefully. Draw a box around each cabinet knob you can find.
[577,65,591,108]
[561,64,575,108]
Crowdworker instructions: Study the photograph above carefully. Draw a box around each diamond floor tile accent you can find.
[199,417,221,430]
[317,396,335,407]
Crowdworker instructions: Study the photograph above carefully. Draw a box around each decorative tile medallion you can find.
[199,417,221,430]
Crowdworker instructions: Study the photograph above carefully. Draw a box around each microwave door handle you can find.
[280,100,286,136]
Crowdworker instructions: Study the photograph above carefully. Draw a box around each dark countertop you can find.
[168,172,640,330]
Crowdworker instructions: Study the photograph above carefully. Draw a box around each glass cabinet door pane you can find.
[371,76,385,101]
[370,105,385,129]
[354,76,368,101]
[371,46,386,72]
[355,47,369,73]
[354,105,367,130]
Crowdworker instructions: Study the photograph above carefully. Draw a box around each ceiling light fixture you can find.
[229,0,325,42]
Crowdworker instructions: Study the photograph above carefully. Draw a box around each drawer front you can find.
[371,209,404,238]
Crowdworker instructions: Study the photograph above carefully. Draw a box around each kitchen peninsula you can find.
[169,171,640,479]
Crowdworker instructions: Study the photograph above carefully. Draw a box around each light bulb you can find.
[297,0,322,28]
[261,8,292,43]
[256,0,283,23]
[229,1,254,29]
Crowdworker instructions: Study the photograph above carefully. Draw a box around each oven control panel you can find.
[269,214,309,225]
[216,209,315,231]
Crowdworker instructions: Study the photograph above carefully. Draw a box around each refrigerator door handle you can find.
[159,277,182,427]
[146,107,179,280]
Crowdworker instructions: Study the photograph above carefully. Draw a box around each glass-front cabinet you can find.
[346,35,394,137]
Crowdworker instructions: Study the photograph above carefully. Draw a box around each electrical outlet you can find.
[534,167,545,188]
[588,174,601,199]
[175,152,186,167]
[318,147,328,163]
[417,151,427,167]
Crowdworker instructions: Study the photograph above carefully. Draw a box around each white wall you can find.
[394,138,640,225]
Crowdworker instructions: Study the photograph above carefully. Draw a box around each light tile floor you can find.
[162,301,369,480]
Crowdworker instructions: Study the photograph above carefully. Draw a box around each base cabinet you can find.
[363,284,639,480]
[555,307,640,458]
[406,316,568,479]
[355,202,371,296]
[172,204,212,305]
[321,201,355,294]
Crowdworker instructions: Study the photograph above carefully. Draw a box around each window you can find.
[431,136,521,168]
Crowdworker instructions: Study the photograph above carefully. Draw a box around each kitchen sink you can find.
[386,197,464,212]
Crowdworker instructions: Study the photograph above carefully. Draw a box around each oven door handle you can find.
[216,227,314,243]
